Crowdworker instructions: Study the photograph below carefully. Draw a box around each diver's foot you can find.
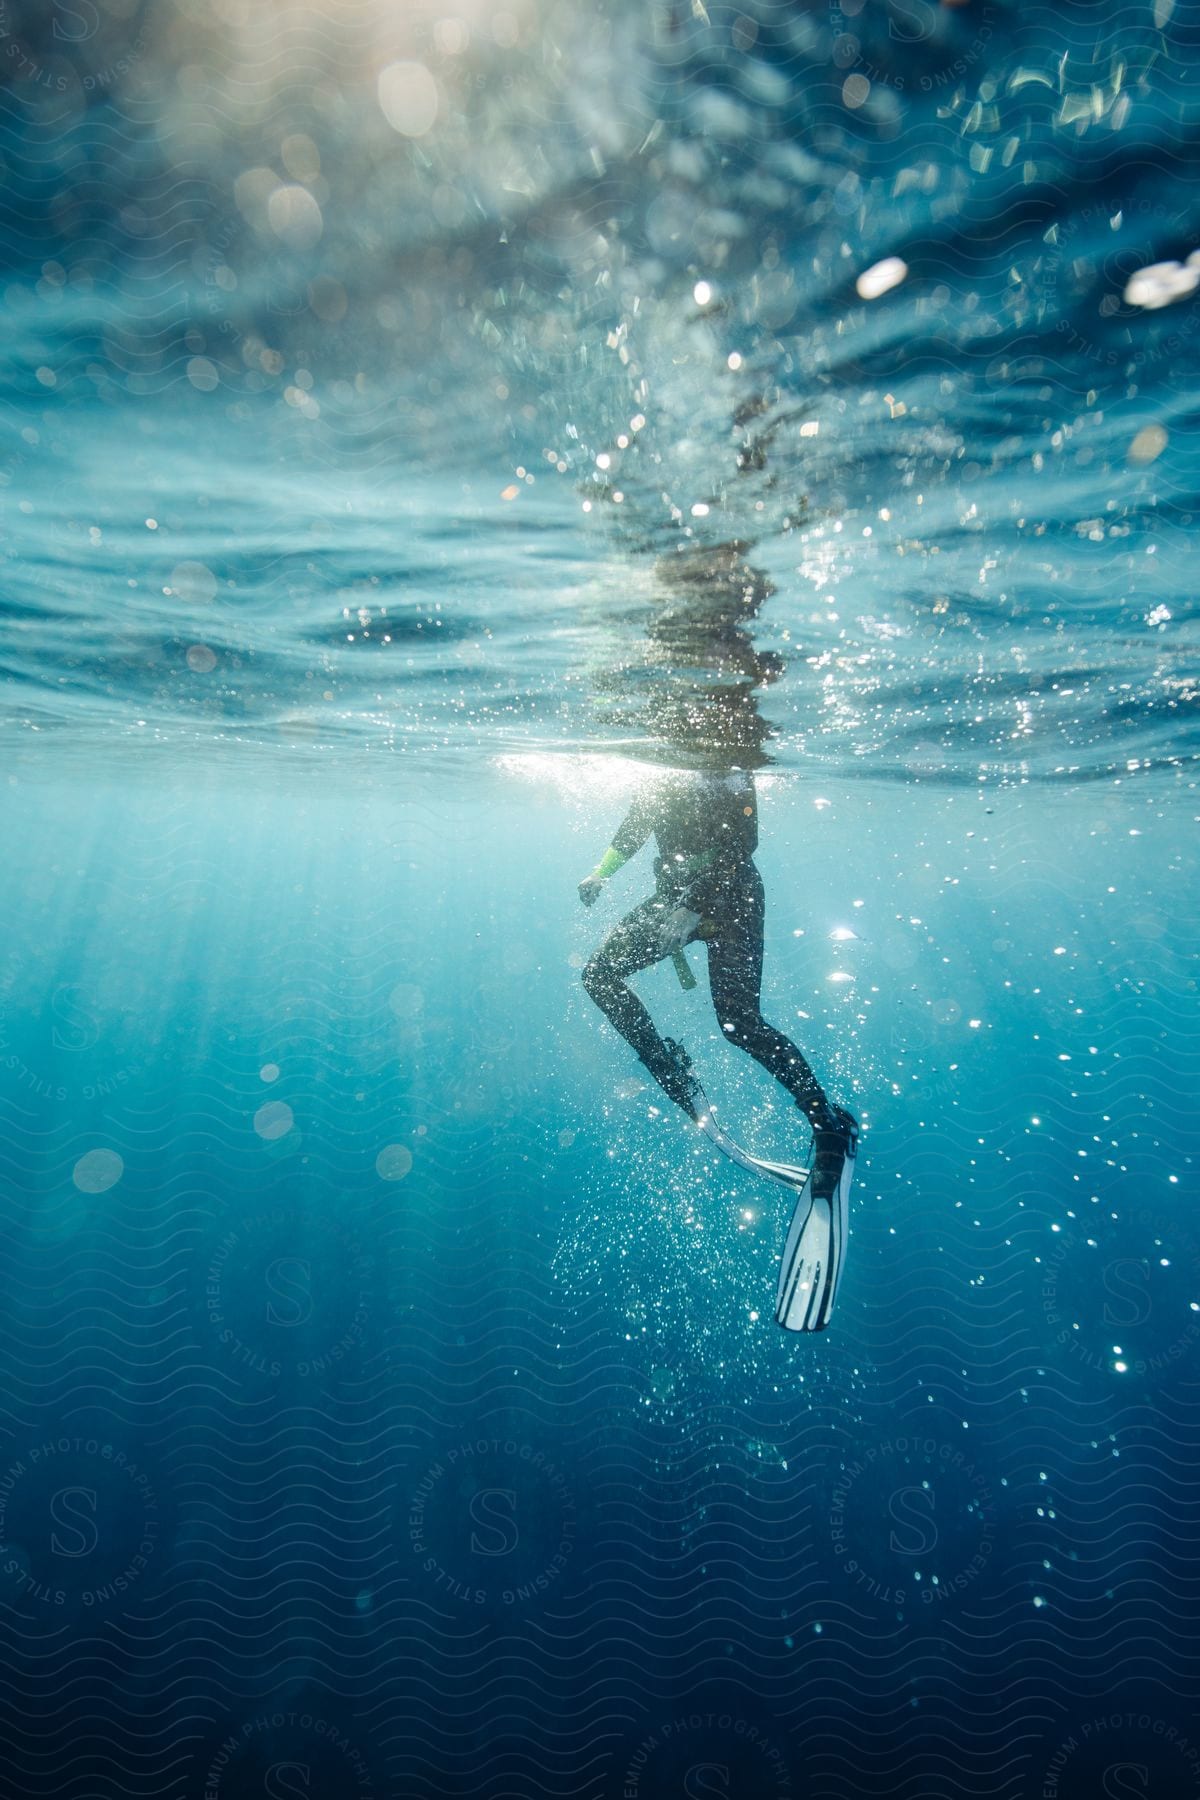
[658,1037,705,1121]
[809,1105,858,1199]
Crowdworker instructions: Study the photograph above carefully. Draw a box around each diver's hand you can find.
[578,875,604,908]
[657,905,702,957]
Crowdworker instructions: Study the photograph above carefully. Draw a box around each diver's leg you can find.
[706,869,857,1192]
[582,896,699,1116]
[705,865,834,1128]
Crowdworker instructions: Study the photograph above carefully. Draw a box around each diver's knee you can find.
[582,958,611,1004]
[719,1007,764,1042]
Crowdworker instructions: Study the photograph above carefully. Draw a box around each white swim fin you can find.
[775,1121,857,1333]
[681,1061,857,1332]
[696,1106,809,1190]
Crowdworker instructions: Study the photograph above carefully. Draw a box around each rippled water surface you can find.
[2,1,1199,1794]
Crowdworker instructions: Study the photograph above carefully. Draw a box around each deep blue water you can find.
[2,1,1200,1795]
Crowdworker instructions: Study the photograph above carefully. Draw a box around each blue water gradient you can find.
[2,0,1200,1794]
[1,761,1196,1795]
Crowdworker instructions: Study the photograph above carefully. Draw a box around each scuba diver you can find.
[578,762,858,1204]
[576,539,860,1330]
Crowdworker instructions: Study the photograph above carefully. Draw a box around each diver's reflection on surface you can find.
[578,542,857,1196]
[590,538,783,766]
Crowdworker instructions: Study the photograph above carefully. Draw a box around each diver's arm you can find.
[578,844,628,907]
[578,793,654,906]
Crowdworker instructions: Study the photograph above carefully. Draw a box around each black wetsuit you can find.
[582,770,832,1126]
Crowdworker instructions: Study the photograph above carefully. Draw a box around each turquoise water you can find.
[2,0,1200,1794]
